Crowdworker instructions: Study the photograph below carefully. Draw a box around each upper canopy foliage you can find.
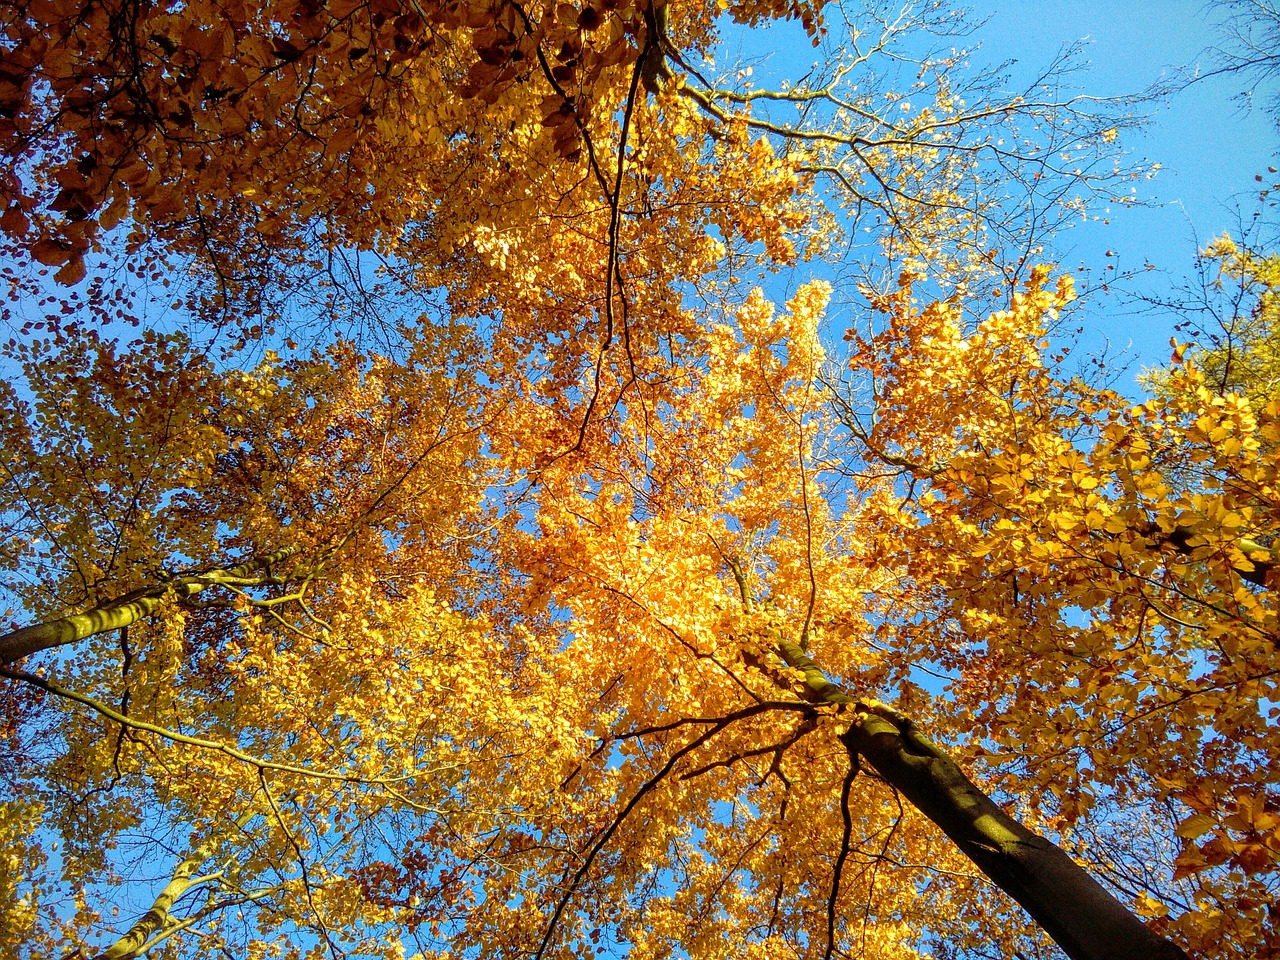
[0,1,1275,960]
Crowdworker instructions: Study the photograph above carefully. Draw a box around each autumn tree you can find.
[828,263,1278,956]
[0,1,1243,959]
[0,321,528,958]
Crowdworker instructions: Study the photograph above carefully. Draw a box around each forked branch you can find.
[0,546,298,663]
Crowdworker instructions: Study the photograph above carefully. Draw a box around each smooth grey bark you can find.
[840,704,1190,960]
[1157,524,1274,588]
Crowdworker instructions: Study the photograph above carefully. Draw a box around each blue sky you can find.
[966,0,1278,373]
[719,1,1278,381]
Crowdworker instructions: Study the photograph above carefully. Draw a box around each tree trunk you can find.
[94,810,255,960]
[841,704,1189,960]
[0,547,296,663]
[774,638,1190,960]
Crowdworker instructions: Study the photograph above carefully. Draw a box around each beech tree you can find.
[0,1,1270,960]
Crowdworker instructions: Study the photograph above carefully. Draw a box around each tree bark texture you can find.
[0,547,296,663]
[774,637,1191,960]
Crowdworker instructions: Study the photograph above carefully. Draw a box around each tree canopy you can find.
[0,2,1276,960]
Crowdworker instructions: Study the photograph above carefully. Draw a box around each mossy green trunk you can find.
[0,547,296,663]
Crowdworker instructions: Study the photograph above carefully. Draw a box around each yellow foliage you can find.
[0,1,1236,958]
